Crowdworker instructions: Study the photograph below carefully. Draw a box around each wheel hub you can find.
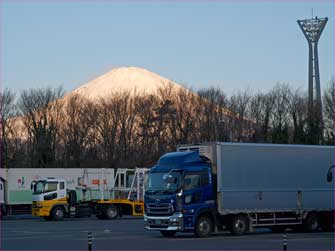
[234,219,247,234]
[199,220,210,233]
[56,209,63,217]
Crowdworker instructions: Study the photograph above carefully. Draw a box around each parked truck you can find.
[32,168,149,220]
[0,168,112,216]
[144,143,334,237]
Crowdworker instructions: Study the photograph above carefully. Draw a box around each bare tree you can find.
[153,84,178,156]
[290,89,308,144]
[0,89,17,168]
[116,92,138,166]
[173,88,198,145]
[96,94,120,166]
[323,79,335,144]
[196,87,228,142]
[249,92,274,143]
[228,90,252,142]
[269,84,292,144]
[18,87,64,168]
[60,94,97,168]
[134,94,160,166]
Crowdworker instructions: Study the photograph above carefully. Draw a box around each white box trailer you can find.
[0,168,114,215]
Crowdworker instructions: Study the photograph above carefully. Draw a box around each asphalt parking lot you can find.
[1,215,334,250]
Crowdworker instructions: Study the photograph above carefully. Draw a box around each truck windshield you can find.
[146,170,182,192]
[33,181,58,194]
[33,181,45,194]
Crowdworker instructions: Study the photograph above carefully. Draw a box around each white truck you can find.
[0,168,114,216]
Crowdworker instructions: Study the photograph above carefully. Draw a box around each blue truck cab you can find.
[144,151,216,237]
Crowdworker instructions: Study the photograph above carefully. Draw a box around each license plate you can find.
[155,219,161,225]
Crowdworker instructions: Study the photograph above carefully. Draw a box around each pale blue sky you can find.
[1,1,334,95]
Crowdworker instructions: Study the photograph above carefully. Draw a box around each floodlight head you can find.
[297,17,328,43]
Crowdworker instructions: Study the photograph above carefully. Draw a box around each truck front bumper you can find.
[144,212,184,231]
[32,201,49,217]
[32,207,50,217]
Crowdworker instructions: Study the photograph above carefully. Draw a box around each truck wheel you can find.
[231,215,249,235]
[52,207,65,221]
[194,215,213,238]
[304,213,320,232]
[104,205,118,220]
[160,231,176,237]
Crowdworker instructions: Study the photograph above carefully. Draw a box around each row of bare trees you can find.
[1,80,334,168]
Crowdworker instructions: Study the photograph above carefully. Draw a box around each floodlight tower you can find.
[297,16,327,142]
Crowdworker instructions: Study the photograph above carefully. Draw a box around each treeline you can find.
[1,81,334,169]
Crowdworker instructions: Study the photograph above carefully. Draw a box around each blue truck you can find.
[144,143,334,237]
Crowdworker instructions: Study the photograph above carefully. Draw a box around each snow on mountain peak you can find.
[69,67,185,99]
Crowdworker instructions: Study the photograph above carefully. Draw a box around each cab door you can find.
[42,181,66,202]
[182,171,211,228]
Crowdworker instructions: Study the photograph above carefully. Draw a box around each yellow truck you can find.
[32,168,149,220]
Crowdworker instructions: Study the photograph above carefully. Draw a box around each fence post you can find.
[88,232,92,251]
[283,231,287,251]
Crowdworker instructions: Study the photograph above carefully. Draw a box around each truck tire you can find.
[230,215,249,235]
[194,215,213,238]
[304,213,320,232]
[52,206,65,221]
[104,205,118,220]
[160,231,176,237]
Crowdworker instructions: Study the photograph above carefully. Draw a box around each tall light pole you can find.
[297,16,328,143]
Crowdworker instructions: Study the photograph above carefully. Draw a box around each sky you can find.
[1,0,334,95]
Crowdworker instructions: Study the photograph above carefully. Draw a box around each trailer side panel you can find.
[216,143,334,214]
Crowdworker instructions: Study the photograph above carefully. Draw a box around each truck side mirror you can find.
[30,181,36,190]
[327,165,334,183]
[327,172,332,182]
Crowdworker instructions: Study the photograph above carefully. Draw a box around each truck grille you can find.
[146,203,174,215]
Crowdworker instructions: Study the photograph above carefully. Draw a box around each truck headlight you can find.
[169,213,183,225]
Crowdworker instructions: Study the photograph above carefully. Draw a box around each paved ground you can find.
[1,215,334,250]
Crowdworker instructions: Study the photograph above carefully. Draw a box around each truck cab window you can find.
[44,182,58,193]
[183,174,201,190]
[60,182,65,189]
[201,172,209,186]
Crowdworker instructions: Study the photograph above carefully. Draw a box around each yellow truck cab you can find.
[32,178,71,220]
